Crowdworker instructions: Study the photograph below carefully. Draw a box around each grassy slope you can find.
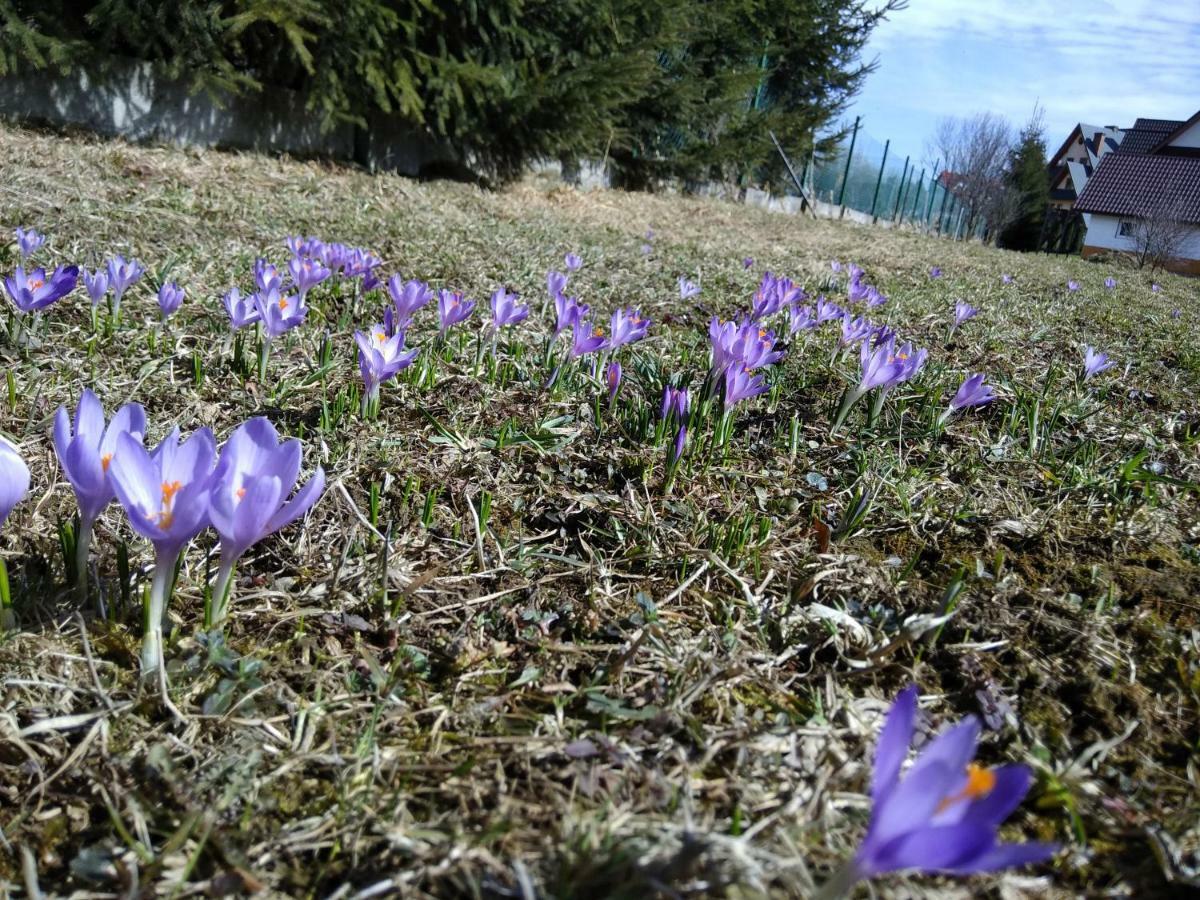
[1,122,1199,898]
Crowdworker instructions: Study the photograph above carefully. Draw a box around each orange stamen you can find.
[935,764,996,813]
[101,453,112,472]
[279,298,289,310]
[28,278,44,290]
[236,487,247,501]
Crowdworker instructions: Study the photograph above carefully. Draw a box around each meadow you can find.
[1,121,1199,898]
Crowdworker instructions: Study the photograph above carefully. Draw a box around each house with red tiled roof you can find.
[1075,111,1200,274]
[1047,123,1123,212]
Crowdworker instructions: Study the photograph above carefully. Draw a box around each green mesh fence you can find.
[802,123,975,237]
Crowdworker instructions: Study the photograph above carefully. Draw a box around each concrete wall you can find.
[0,56,454,176]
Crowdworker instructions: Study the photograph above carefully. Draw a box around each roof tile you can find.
[1074,154,1200,224]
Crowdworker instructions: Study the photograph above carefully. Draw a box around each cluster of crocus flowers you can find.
[355,323,419,417]
[708,318,779,412]
[819,686,1056,897]
[832,334,927,431]
[47,400,326,677]
[660,384,689,485]
[751,272,804,320]
[842,264,887,310]
[285,235,381,292]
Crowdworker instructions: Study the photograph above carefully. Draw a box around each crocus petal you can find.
[0,436,30,528]
[866,760,960,850]
[906,716,981,785]
[871,685,917,805]
[869,823,995,876]
[265,467,326,535]
[73,389,105,443]
[943,841,1059,874]
[108,433,163,537]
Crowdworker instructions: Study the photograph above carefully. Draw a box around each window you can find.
[1118,219,1135,237]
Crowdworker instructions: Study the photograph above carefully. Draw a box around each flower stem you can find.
[75,514,94,605]
[813,860,862,900]
[206,557,236,631]
[258,337,272,382]
[141,551,177,680]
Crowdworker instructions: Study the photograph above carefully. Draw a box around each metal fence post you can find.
[937,186,952,235]
[892,155,910,222]
[906,167,925,226]
[837,116,860,218]
[869,139,890,223]
[925,160,941,229]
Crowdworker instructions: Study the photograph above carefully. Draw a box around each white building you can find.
[1075,112,1200,275]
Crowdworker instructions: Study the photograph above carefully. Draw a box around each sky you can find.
[845,0,1200,166]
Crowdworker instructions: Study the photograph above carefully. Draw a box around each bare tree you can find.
[1128,187,1195,271]
[928,112,1017,241]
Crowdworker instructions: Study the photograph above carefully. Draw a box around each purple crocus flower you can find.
[109,426,218,676]
[490,287,529,331]
[840,314,874,347]
[743,257,754,269]
[882,341,928,392]
[53,389,146,596]
[547,270,569,302]
[608,307,650,349]
[789,304,817,334]
[320,242,350,275]
[288,256,331,301]
[640,243,653,256]
[82,268,109,307]
[344,248,382,283]
[4,264,78,313]
[222,287,261,331]
[678,277,701,300]
[553,294,588,341]
[1104,277,1117,290]
[106,256,144,313]
[939,374,995,425]
[723,365,768,411]
[0,435,29,530]
[564,253,583,272]
[660,385,689,424]
[286,235,323,258]
[847,277,870,304]
[815,296,843,325]
[13,227,45,260]
[254,258,282,294]
[387,277,434,332]
[355,323,419,410]
[569,318,607,359]
[1152,282,1162,293]
[605,361,622,405]
[670,426,686,465]
[1172,308,1182,320]
[865,286,888,308]
[255,286,307,340]
[833,336,925,431]
[831,260,843,273]
[1067,280,1080,292]
[206,417,325,628]
[953,300,978,328]
[833,685,1056,890]
[1001,273,1013,285]
[929,266,942,279]
[157,282,184,322]
[1082,346,1114,381]
[436,289,476,337]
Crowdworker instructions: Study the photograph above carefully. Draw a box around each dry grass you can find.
[1,122,1199,898]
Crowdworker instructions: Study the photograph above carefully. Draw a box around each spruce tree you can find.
[999,110,1050,251]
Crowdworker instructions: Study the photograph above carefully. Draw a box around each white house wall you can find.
[1084,214,1200,260]
[1169,120,1200,149]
